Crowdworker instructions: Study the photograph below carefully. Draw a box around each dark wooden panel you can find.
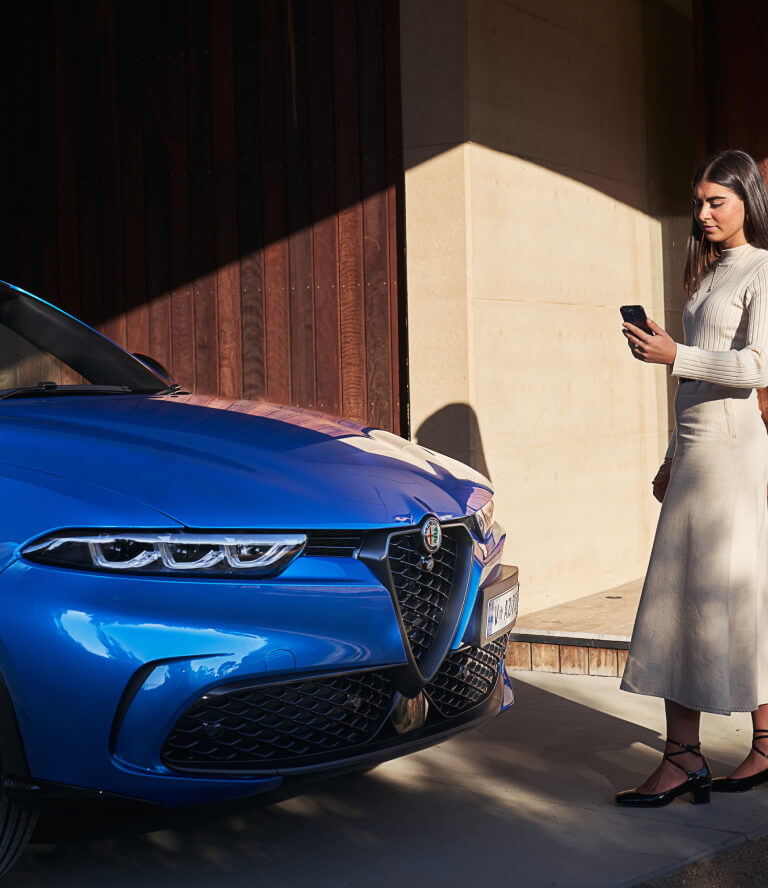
[164,0,194,390]
[307,0,341,417]
[95,0,126,349]
[697,0,768,163]
[4,0,406,432]
[384,0,405,434]
[234,0,267,400]
[260,0,292,405]
[142,2,172,378]
[17,2,59,385]
[187,0,219,394]
[74,1,104,335]
[53,0,81,322]
[118,0,149,358]
[334,0,366,425]
[359,0,392,431]
[284,0,316,408]
[52,1,82,385]
[211,0,243,398]
[0,7,22,291]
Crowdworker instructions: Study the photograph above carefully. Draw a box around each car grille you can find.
[387,528,459,666]
[162,671,393,770]
[425,635,509,717]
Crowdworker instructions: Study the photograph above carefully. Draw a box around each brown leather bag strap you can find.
[758,388,768,434]
[757,389,768,503]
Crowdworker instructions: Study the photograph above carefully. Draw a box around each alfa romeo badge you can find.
[421,517,442,553]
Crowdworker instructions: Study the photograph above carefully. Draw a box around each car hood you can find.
[0,395,492,528]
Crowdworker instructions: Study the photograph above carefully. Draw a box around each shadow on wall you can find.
[415,403,490,481]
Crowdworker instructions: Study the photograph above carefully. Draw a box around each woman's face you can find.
[693,179,747,249]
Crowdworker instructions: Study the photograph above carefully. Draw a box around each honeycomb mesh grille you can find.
[162,671,394,770]
[387,528,459,665]
[425,635,509,717]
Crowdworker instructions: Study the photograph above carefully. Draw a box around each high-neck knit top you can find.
[665,242,768,459]
[673,242,768,387]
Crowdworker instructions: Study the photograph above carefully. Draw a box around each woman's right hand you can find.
[652,460,672,503]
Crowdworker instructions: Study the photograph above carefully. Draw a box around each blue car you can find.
[0,281,519,875]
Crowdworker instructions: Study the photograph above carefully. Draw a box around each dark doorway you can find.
[0,0,407,435]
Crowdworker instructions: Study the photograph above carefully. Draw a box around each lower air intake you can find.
[425,635,509,717]
[162,671,393,771]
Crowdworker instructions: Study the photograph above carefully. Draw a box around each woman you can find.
[617,149,768,808]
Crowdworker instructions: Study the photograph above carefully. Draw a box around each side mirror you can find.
[133,353,171,380]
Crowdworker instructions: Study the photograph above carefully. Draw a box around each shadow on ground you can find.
[3,676,749,888]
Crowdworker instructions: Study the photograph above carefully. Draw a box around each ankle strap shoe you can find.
[615,738,711,808]
[712,729,768,794]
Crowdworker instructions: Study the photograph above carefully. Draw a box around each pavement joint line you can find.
[615,833,747,888]
[537,801,767,836]
[616,820,768,886]
[607,811,760,832]
[490,796,766,833]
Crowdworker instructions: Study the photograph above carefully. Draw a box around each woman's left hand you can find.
[622,317,678,365]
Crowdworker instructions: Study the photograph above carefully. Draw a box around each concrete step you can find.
[505,578,642,677]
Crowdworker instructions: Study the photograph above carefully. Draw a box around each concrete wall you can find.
[401,0,694,613]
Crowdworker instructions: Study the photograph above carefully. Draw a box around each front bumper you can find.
[0,520,517,807]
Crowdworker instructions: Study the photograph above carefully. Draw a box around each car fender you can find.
[0,463,182,570]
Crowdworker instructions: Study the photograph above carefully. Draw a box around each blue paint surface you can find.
[0,281,516,806]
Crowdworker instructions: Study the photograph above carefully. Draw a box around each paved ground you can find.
[639,838,768,888]
[6,670,768,887]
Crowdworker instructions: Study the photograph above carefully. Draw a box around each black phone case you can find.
[620,305,653,335]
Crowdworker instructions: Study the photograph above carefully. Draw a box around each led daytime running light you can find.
[24,532,307,577]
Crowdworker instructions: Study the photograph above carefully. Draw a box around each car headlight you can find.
[472,499,495,539]
[22,531,307,577]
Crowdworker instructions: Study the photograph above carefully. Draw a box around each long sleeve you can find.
[672,261,768,388]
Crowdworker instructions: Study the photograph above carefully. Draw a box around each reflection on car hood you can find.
[0,394,492,528]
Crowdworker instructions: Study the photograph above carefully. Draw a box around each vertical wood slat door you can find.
[0,0,406,435]
[695,0,768,164]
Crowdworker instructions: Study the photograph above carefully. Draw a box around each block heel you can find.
[691,785,711,804]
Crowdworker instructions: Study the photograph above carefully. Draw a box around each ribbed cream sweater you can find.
[665,242,768,458]
[674,242,768,385]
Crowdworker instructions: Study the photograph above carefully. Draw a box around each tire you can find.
[0,784,37,877]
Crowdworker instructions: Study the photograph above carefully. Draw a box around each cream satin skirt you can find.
[621,381,768,714]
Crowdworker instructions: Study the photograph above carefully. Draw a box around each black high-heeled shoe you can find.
[615,738,711,808]
[712,729,768,793]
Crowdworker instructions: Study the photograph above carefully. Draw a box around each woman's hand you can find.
[623,318,677,365]
[652,460,672,503]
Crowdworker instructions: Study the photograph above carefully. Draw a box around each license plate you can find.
[486,584,519,640]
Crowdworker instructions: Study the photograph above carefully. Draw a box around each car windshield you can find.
[0,282,169,397]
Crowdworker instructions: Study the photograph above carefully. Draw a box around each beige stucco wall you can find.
[401,0,694,613]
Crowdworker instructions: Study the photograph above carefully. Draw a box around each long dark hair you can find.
[684,149,768,298]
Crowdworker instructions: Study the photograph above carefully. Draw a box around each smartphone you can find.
[620,304,654,336]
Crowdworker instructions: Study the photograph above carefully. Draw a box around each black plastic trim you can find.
[0,674,30,778]
[109,654,227,755]
[3,773,162,808]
